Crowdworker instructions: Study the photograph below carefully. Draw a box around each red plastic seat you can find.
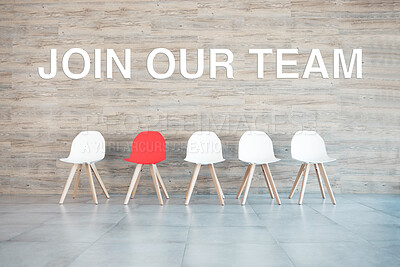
[125,131,166,164]
[124,131,169,205]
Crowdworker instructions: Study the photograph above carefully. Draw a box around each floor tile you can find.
[182,243,294,267]
[251,203,317,214]
[12,223,115,243]
[191,212,263,227]
[322,211,400,226]
[307,202,376,213]
[267,223,366,243]
[69,203,133,213]
[98,225,189,244]
[0,241,91,267]
[119,212,192,226]
[190,203,255,214]
[44,213,126,224]
[123,194,183,205]
[369,240,400,259]
[0,225,39,241]
[70,242,185,267]
[281,242,400,267]
[187,226,276,244]
[257,211,334,226]
[345,224,400,241]
[269,193,356,205]
[129,204,192,213]
[0,212,58,225]
[0,203,80,213]
[0,193,398,266]
[359,201,400,218]
[0,194,62,204]
[184,194,241,205]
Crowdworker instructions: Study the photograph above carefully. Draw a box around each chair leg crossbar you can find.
[59,163,109,205]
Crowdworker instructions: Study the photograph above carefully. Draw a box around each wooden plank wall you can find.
[0,0,399,195]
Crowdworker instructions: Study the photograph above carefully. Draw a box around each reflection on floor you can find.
[0,193,399,266]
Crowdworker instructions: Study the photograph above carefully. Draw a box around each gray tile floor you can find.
[0,193,399,267]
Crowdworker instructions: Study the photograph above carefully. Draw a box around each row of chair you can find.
[59,130,336,206]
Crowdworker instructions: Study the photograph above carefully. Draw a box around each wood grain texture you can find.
[0,0,399,194]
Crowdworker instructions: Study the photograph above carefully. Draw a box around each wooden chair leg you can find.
[208,164,224,206]
[59,164,79,204]
[184,166,196,199]
[219,183,225,199]
[241,164,256,205]
[72,164,82,199]
[261,165,274,199]
[185,164,201,205]
[314,164,325,199]
[209,164,224,199]
[90,163,110,199]
[236,164,251,199]
[85,163,98,205]
[184,180,190,199]
[150,164,163,205]
[318,163,336,205]
[262,164,281,205]
[155,165,169,199]
[289,163,305,199]
[130,166,143,199]
[124,164,142,205]
[298,163,310,205]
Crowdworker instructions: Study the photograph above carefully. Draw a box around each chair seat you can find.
[60,157,102,164]
[125,131,166,165]
[124,158,164,164]
[185,131,224,165]
[239,157,281,165]
[184,157,225,165]
[293,156,336,163]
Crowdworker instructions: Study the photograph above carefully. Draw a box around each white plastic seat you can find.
[184,131,225,205]
[59,131,109,204]
[184,131,225,164]
[239,131,280,164]
[289,131,336,205]
[291,131,335,163]
[236,131,281,205]
[60,131,105,164]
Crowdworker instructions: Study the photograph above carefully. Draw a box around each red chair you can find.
[124,131,169,205]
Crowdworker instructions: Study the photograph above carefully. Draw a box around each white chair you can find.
[289,131,336,205]
[236,131,281,205]
[184,131,225,205]
[59,131,109,204]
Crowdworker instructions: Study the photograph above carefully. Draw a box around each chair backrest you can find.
[68,131,105,163]
[125,131,166,164]
[185,131,224,164]
[291,131,329,162]
[238,131,278,164]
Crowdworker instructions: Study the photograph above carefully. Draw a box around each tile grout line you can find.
[6,209,62,242]
[66,213,128,267]
[354,201,400,219]
[249,202,298,267]
[180,199,193,267]
[307,201,400,253]
[304,203,381,248]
